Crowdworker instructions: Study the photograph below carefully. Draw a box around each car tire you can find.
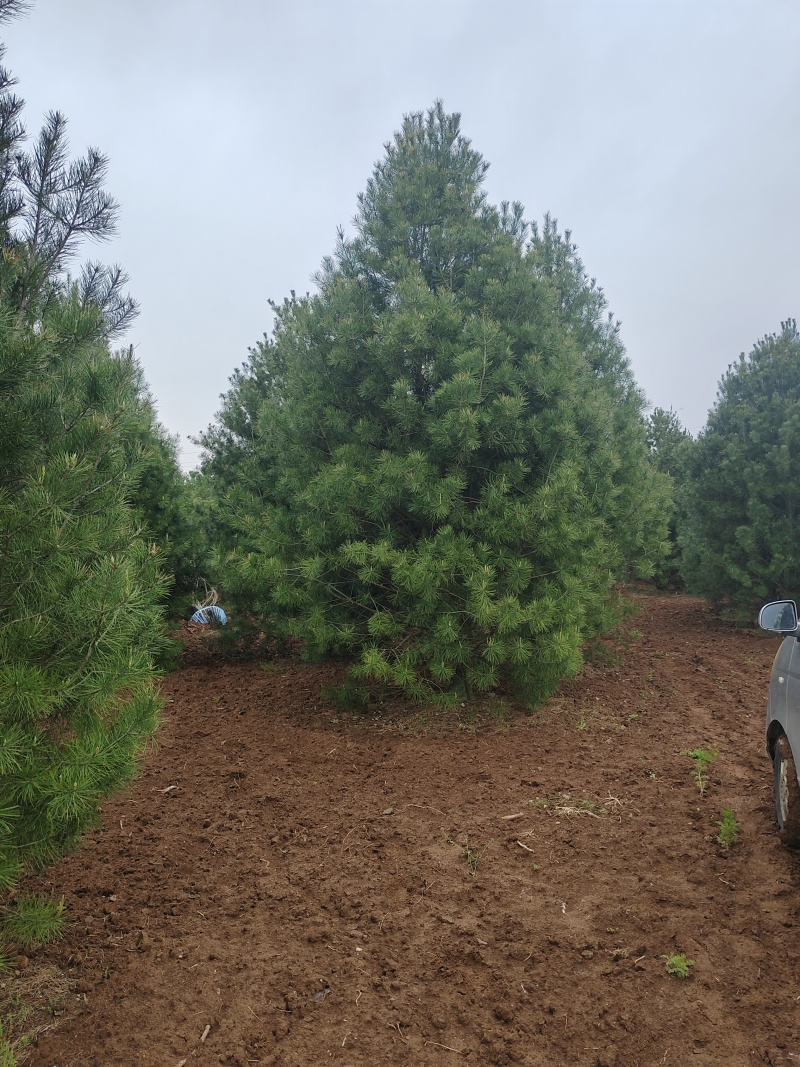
[773,735,800,847]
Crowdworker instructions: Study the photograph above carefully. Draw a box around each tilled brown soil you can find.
[10,593,800,1066]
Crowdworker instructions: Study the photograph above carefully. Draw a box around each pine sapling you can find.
[685,748,717,796]
[717,808,740,849]
[1,894,66,950]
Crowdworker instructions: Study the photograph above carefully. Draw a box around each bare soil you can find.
[8,592,800,1066]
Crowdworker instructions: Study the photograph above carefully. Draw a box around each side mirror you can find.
[759,600,799,633]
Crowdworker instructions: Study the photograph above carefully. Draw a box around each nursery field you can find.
[8,592,800,1066]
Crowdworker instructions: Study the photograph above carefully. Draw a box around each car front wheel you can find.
[774,735,800,847]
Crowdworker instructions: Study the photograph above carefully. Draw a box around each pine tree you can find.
[124,363,210,616]
[681,320,800,619]
[646,407,693,588]
[0,4,167,892]
[204,103,669,702]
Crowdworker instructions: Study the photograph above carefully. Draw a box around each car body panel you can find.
[767,639,789,731]
[760,600,800,774]
[760,600,800,843]
[766,636,796,752]
[781,638,800,760]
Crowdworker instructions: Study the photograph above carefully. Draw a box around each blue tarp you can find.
[190,605,228,625]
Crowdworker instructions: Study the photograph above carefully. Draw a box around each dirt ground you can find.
[6,591,800,1066]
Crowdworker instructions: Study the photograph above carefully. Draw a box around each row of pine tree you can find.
[2,0,799,914]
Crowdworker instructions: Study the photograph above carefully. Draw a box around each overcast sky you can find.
[5,0,799,468]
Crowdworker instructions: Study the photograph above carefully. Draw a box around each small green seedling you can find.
[0,1016,19,1067]
[662,953,695,978]
[1,894,66,949]
[449,837,483,876]
[685,748,717,796]
[717,808,740,849]
[464,842,482,876]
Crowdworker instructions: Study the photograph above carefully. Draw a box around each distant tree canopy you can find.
[202,103,670,703]
[647,407,694,480]
[0,0,175,894]
[681,320,800,620]
[646,407,694,589]
[126,371,210,616]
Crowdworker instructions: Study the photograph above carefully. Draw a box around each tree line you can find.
[1,0,799,923]
[647,317,800,619]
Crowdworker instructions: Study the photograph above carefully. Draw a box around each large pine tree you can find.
[0,0,167,891]
[204,103,669,702]
[681,320,800,618]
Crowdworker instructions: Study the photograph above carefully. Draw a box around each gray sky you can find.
[5,0,799,468]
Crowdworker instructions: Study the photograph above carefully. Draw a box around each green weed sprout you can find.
[464,841,482,877]
[0,1023,17,1067]
[449,837,483,877]
[663,953,695,978]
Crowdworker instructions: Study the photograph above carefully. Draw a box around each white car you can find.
[759,600,800,846]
